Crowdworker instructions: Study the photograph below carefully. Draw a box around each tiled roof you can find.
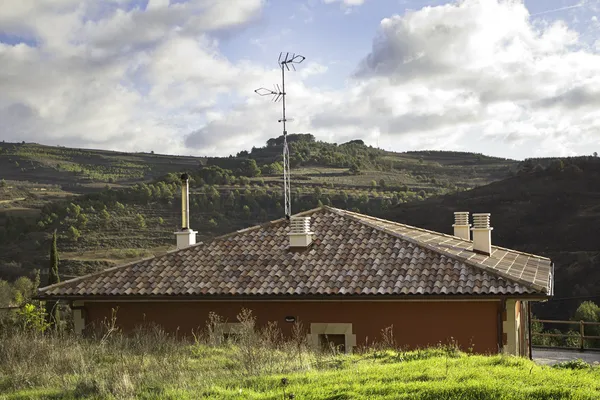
[39,207,552,299]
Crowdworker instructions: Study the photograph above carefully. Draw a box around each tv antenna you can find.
[255,52,305,220]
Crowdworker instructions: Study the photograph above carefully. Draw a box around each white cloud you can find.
[1,0,600,159]
[323,0,366,6]
[197,0,600,158]
[299,62,329,78]
[0,0,266,154]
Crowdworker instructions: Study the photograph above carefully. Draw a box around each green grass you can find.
[1,329,598,400]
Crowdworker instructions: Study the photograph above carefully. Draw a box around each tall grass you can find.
[0,309,321,398]
[0,311,599,399]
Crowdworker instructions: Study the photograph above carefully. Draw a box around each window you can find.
[319,334,346,353]
[213,322,244,345]
[309,323,356,354]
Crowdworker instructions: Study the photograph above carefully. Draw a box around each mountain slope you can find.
[0,137,518,283]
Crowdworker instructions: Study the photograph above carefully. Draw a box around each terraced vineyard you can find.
[0,142,204,191]
[0,137,519,282]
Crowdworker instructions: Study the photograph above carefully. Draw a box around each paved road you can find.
[533,348,600,365]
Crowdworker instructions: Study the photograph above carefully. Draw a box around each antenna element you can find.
[254,52,305,219]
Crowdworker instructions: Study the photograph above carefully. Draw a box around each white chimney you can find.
[174,173,197,250]
[452,211,470,241]
[471,213,493,256]
[288,216,314,248]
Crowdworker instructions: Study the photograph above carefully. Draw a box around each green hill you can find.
[0,141,204,191]
[0,136,517,281]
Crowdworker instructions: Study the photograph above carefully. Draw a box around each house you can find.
[38,176,553,356]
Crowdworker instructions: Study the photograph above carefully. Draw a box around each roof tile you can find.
[39,207,551,298]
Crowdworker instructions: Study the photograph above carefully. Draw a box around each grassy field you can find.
[0,328,598,400]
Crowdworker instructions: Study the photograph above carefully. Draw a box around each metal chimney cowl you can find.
[174,173,197,250]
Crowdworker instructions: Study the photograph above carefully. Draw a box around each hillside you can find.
[0,141,204,192]
[0,136,517,282]
[380,157,600,320]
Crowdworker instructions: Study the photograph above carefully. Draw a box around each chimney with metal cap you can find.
[174,173,197,249]
[453,211,470,241]
[288,216,314,248]
[471,213,493,256]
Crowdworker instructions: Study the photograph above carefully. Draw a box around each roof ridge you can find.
[213,206,326,240]
[326,207,546,293]
[38,206,329,295]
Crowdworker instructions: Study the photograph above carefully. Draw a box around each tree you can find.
[68,226,80,242]
[548,159,564,173]
[594,152,598,157]
[45,231,60,327]
[573,301,600,347]
[68,203,81,218]
[100,209,111,221]
[12,276,34,305]
[349,164,361,175]
[135,214,146,229]
[77,213,88,227]
[379,179,386,188]
[314,186,322,199]
[0,280,13,307]
[225,191,236,208]
[340,191,349,206]
[241,159,261,177]
[0,179,6,188]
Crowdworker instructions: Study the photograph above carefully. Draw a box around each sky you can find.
[1,0,599,160]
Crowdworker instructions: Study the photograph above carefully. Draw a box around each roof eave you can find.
[35,293,551,302]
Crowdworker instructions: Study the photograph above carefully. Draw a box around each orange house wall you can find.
[83,300,501,354]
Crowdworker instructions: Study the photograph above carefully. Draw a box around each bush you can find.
[68,226,80,242]
[553,359,591,370]
[135,214,146,229]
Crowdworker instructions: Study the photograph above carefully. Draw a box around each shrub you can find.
[68,226,80,242]
[14,303,50,333]
[553,359,591,370]
[135,214,146,229]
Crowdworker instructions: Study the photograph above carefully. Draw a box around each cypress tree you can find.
[45,230,60,327]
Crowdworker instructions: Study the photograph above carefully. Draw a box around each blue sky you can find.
[0,0,599,159]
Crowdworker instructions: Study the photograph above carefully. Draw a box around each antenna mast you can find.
[255,52,305,220]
